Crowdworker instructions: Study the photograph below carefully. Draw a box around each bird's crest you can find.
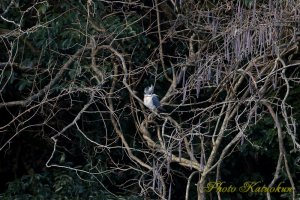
[144,85,154,95]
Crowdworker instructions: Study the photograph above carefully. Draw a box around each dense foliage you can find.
[0,0,300,199]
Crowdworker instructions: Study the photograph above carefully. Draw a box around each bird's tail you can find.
[158,106,166,113]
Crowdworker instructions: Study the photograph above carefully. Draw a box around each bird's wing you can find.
[152,95,161,108]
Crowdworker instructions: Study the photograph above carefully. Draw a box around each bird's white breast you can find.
[144,95,155,110]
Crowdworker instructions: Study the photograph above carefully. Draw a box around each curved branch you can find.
[262,101,296,200]
[0,47,87,108]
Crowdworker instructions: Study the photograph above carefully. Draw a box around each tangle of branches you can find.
[0,0,300,199]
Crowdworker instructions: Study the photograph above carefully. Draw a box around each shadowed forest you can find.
[0,0,300,199]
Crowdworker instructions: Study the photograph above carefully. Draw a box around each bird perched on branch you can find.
[143,85,165,112]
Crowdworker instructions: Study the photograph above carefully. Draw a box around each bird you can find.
[143,85,165,112]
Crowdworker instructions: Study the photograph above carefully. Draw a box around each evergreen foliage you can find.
[0,0,300,199]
